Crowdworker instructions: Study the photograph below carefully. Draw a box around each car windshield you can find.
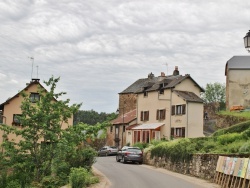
[110,146,117,149]
[127,148,142,153]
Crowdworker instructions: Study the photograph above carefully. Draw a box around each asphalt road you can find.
[93,156,219,188]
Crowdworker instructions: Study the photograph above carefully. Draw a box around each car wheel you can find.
[122,156,126,164]
[116,155,120,162]
[138,162,142,165]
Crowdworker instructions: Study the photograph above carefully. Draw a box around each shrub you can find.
[69,167,90,188]
[67,146,97,171]
[133,142,148,149]
[239,141,250,153]
[217,133,242,145]
[6,180,21,188]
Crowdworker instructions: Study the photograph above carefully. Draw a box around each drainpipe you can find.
[186,102,188,138]
[169,89,173,140]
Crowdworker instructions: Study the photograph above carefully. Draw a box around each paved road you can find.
[93,156,219,188]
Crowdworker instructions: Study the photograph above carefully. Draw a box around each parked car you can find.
[116,146,143,164]
[98,146,118,156]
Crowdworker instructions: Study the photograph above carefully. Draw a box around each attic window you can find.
[159,84,164,94]
[30,93,40,103]
[143,87,148,97]
[12,114,22,126]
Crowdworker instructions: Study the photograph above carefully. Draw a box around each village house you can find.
[0,78,73,145]
[110,67,205,148]
[225,56,250,110]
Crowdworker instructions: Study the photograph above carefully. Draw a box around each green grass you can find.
[218,110,250,119]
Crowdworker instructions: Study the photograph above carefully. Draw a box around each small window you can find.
[30,93,40,103]
[140,111,149,121]
[171,127,185,138]
[110,126,113,133]
[159,84,164,94]
[13,114,22,126]
[156,109,166,120]
[123,125,125,132]
[172,104,186,115]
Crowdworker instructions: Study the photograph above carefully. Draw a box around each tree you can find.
[201,82,226,110]
[0,77,104,187]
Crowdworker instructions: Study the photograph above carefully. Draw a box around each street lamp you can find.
[243,30,250,52]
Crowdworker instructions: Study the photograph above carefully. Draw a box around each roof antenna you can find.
[162,62,168,75]
[36,65,39,78]
[28,57,34,79]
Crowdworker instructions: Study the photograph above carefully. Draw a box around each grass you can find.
[218,110,250,119]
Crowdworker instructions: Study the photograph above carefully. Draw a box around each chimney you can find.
[148,72,155,79]
[160,72,165,77]
[173,66,179,76]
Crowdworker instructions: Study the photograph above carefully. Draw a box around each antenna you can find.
[36,65,39,78]
[28,57,34,79]
[162,62,168,75]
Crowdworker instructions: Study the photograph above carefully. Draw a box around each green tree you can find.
[0,77,104,187]
[73,110,117,125]
[201,82,226,110]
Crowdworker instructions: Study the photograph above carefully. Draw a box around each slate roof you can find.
[120,73,204,94]
[173,90,204,103]
[225,56,250,75]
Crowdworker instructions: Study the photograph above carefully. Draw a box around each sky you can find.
[0,0,250,113]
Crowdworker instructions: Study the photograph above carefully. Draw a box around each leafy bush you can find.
[212,120,250,136]
[69,167,90,188]
[6,180,21,188]
[133,142,148,149]
[239,141,250,153]
[41,176,61,188]
[150,138,197,162]
[217,133,242,145]
[67,146,97,171]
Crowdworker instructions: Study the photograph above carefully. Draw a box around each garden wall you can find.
[143,152,250,181]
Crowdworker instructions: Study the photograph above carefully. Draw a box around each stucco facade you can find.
[0,79,73,145]
[225,56,250,110]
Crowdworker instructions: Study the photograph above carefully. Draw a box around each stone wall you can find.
[143,152,249,181]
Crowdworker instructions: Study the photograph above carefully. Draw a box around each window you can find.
[152,131,161,140]
[156,109,166,120]
[140,111,149,121]
[143,87,148,97]
[30,93,40,103]
[159,84,164,94]
[171,104,186,115]
[123,125,125,132]
[110,126,113,133]
[13,114,22,126]
[171,127,185,138]
[115,126,119,137]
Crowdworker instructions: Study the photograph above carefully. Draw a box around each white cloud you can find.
[0,0,249,112]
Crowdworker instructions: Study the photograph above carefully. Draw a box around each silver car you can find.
[116,147,143,164]
[98,146,118,156]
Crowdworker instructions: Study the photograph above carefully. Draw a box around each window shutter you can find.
[171,105,175,115]
[182,104,186,114]
[140,111,143,121]
[146,111,149,121]
[182,127,185,137]
[163,109,166,119]
[171,128,174,136]
[156,110,159,120]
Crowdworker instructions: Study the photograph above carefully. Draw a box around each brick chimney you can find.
[173,66,179,76]
[161,72,165,77]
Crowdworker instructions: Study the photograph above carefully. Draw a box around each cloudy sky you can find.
[0,0,250,113]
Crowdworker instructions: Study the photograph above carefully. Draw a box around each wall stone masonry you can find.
[143,151,250,181]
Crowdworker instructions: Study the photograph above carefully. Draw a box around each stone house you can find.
[110,67,205,147]
[0,78,73,145]
[225,56,250,110]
